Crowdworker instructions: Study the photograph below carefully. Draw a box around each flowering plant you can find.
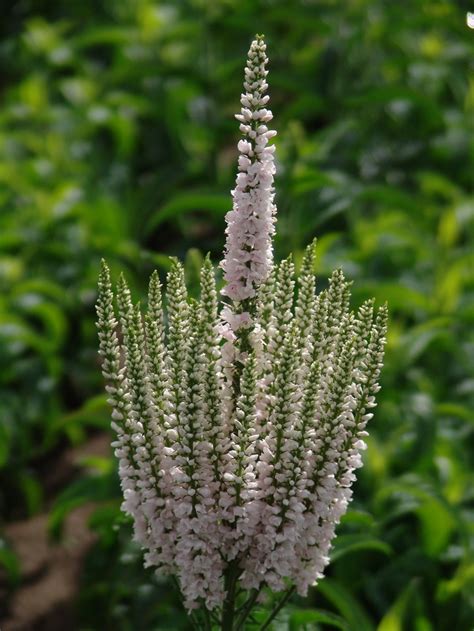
[96,35,387,630]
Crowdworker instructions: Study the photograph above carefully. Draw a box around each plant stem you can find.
[203,606,212,631]
[235,587,261,630]
[221,561,240,630]
[259,585,296,631]
[171,575,203,631]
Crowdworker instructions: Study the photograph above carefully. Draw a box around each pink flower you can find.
[220,37,277,302]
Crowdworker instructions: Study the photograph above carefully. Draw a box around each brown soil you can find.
[0,433,111,631]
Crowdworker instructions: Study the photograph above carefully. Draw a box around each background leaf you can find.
[0,0,473,628]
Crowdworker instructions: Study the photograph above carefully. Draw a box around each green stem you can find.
[221,562,240,630]
[171,576,203,631]
[235,587,262,631]
[203,606,212,631]
[259,585,295,631]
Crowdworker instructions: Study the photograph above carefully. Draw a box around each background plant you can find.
[0,1,473,629]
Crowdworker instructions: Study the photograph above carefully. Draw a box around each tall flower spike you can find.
[145,271,168,426]
[197,256,225,490]
[97,265,151,556]
[165,258,191,441]
[97,35,388,626]
[221,35,277,303]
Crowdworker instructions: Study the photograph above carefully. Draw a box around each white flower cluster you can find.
[96,35,387,627]
[220,35,277,302]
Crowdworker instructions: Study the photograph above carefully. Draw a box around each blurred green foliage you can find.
[0,0,473,628]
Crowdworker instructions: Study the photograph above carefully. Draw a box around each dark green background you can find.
[0,0,473,629]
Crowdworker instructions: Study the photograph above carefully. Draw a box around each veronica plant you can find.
[96,35,387,630]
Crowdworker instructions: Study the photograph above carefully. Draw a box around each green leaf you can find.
[415,617,434,631]
[15,300,68,349]
[436,402,474,424]
[417,497,456,556]
[18,472,43,515]
[48,473,116,538]
[87,501,122,546]
[74,25,135,48]
[377,580,418,631]
[0,421,11,467]
[291,171,337,195]
[0,539,20,586]
[78,456,113,475]
[317,578,374,631]
[353,282,430,314]
[57,394,110,439]
[437,562,474,601]
[145,193,230,234]
[398,318,451,365]
[376,480,456,556]
[418,172,461,201]
[435,259,468,313]
[290,608,350,630]
[347,87,442,124]
[11,278,68,304]
[339,509,376,529]
[356,185,418,212]
[330,534,392,563]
